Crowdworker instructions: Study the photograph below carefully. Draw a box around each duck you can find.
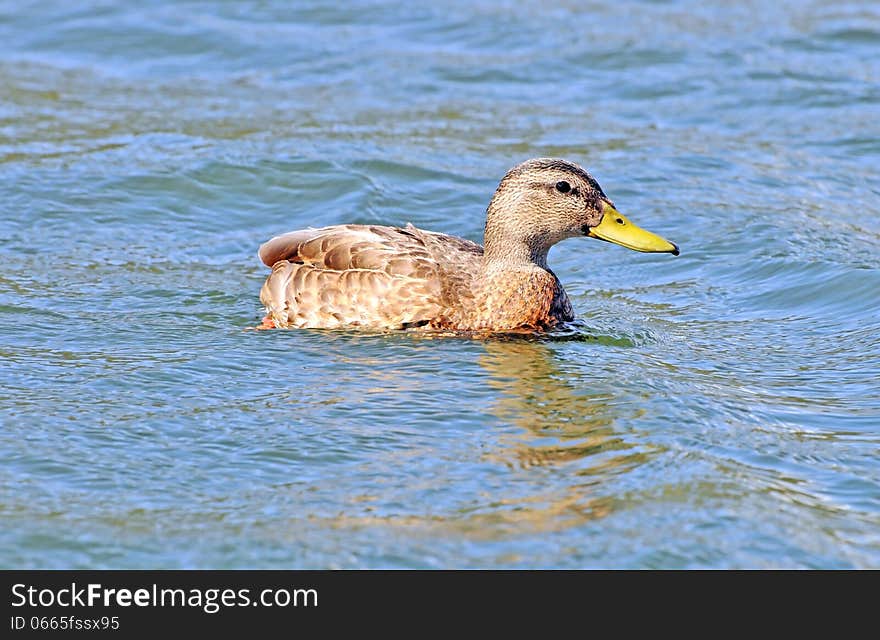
[257,158,678,332]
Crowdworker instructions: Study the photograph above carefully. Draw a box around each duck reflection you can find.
[479,338,654,475]
[307,335,660,541]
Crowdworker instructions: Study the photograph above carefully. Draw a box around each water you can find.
[1,0,878,568]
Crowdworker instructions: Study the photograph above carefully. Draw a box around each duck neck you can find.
[482,239,549,271]
[482,222,550,272]
[475,241,562,331]
[481,192,552,271]
[483,206,550,270]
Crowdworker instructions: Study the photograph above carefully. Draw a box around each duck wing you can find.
[258,224,482,329]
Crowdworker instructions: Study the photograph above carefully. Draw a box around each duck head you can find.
[483,158,679,267]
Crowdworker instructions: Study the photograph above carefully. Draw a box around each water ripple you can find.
[1,0,878,568]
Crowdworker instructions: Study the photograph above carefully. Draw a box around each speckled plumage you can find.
[257,158,666,332]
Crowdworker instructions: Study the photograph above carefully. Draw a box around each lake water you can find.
[1,0,878,568]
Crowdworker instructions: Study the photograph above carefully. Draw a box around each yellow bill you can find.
[587,202,679,255]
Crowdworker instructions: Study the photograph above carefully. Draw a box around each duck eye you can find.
[555,181,570,193]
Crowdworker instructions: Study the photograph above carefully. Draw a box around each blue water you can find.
[1,0,878,568]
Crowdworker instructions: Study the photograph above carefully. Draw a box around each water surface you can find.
[1,0,879,568]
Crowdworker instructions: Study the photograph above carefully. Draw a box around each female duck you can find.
[258,158,678,332]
